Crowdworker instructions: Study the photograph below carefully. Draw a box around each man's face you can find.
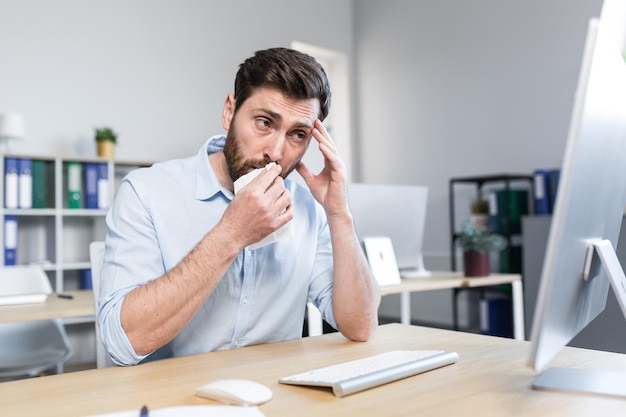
[223,87,320,183]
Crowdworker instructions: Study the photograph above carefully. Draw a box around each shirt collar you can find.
[195,134,233,201]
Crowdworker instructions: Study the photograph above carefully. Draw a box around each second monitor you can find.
[348,183,430,278]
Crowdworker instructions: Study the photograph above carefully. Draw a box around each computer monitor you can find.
[527,17,626,397]
[347,183,430,278]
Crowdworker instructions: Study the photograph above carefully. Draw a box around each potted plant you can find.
[95,127,118,159]
[469,191,490,228]
[457,221,506,277]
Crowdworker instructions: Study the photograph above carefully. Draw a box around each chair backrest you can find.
[306,301,323,337]
[0,266,52,305]
[89,241,115,368]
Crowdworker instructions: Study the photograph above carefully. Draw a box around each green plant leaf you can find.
[95,127,118,143]
[456,220,506,252]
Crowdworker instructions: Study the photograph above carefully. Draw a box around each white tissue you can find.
[233,162,295,249]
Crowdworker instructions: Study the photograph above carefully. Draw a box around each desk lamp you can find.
[0,113,25,153]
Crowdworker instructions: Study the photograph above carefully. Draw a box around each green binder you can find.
[495,189,529,234]
[67,162,83,209]
[32,160,54,209]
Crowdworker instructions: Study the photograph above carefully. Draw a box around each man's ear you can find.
[222,93,236,130]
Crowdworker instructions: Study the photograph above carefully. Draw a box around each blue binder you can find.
[548,169,561,213]
[4,215,17,265]
[533,169,551,215]
[96,163,109,208]
[84,163,98,209]
[18,158,33,209]
[4,158,18,209]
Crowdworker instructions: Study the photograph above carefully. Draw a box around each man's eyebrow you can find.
[255,108,313,129]
[256,107,281,120]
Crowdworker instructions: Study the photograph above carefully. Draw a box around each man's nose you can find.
[264,134,286,162]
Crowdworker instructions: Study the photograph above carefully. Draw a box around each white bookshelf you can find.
[0,154,152,292]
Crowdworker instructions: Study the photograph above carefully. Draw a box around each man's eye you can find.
[257,119,271,128]
[292,131,307,140]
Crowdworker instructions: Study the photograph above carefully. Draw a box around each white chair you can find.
[0,319,73,380]
[89,241,116,368]
[0,265,52,305]
[306,301,323,336]
[0,266,73,380]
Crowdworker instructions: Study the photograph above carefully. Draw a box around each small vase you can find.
[470,214,489,229]
[463,250,490,277]
[97,141,115,159]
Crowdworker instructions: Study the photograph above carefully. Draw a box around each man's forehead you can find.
[244,87,320,124]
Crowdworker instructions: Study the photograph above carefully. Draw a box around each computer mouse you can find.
[196,378,273,406]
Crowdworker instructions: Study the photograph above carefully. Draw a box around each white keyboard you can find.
[279,349,459,397]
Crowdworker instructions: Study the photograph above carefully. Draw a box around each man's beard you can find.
[223,121,294,183]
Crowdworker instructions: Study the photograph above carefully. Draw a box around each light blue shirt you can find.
[98,136,336,366]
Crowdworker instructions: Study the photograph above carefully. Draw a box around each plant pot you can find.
[463,250,490,277]
[470,214,489,229]
[97,141,115,159]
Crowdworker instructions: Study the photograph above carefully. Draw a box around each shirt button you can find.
[246,250,252,256]
[242,297,248,304]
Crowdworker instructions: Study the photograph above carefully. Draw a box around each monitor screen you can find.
[347,183,430,277]
[527,16,626,396]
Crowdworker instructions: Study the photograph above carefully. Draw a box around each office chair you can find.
[89,241,116,368]
[0,266,72,380]
[306,301,323,336]
[0,319,73,380]
[0,265,53,305]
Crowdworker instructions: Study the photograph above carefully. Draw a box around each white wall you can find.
[0,0,354,162]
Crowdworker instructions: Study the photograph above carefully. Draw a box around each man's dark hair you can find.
[233,47,331,121]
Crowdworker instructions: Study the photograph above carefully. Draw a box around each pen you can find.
[140,405,149,417]
[57,293,74,300]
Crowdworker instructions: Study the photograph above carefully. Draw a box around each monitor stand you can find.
[399,254,431,278]
[532,239,626,397]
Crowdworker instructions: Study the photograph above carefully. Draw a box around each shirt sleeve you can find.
[97,174,164,365]
[306,200,337,330]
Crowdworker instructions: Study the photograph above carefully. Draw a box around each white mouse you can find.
[196,379,273,406]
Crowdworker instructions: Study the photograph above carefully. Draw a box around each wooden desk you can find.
[382,271,524,340]
[2,323,625,417]
[1,275,523,340]
[0,290,94,323]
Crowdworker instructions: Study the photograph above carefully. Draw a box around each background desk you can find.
[0,290,94,323]
[2,323,625,417]
[383,271,524,340]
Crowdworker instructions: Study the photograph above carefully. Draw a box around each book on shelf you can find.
[548,169,561,213]
[4,215,17,265]
[84,162,98,209]
[488,189,529,234]
[4,157,18,209]
[32,159,54,209]
[18,158,33,209]
[499,244,523,274]
[533,169,551,215]
[97,162,110,209]
[79,269,92,289]
[67,161,83,209]
[533,168,561,215]
[84,162,110,209]
[479,293,513,338]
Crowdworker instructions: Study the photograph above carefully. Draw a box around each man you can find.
[98,47,380,366]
